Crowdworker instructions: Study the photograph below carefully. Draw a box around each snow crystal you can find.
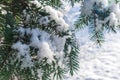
[1,9,7,15]
[17,27,25,37]
[57,11,64,18]
[25,28,54,63]
[40,31,50,41]
[26,14,30,23]
[37,41,55,63]
[56,18,69,31]
[44,6,69,32]
[25,28,31,34]
[107,2,120,26]
[22,9,31,24]
[21,54,33,69]
[108,13,118,26]
[29,28,50,48]
[13,26,57,66]
[52,36,66,52]
[95,19,103,31]
[30,0,41,8]
[12,41,29,56]
[110,3,120,17]
[12,41,33,68]
[30,28,41,48]
[55,51,65,68]
[38,16,50,25]
[67,45,72,54]
[23,9,27,16]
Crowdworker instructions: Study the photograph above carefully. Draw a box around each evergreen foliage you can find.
[0,0,80,80]
[0,0,120,80]
[75,0,120,45]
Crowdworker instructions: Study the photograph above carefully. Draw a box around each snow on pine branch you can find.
[24,0,69,32]
[10,0,71,70]
[12,26,70,68]
[44,6,69,32]
[12,41,33,69]
[76,0,120,45]
[13,28,49,62]
[81,0,120,28]
[104,2,120,27]
[81,0,108,16]
[10,2,74,79]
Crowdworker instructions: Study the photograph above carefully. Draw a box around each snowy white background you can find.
[64,3,120,80]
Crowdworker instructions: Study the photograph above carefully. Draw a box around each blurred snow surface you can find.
[64,3,120,80]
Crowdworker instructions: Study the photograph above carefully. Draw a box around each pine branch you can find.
[40,0,62,8]
[0,46,12,70]
[0,13,5,39]
[64,38,79,76]
[53,59,64,80]
[50,0,62,8]
[90,12,104,46]
[75,16,89,29]
[0,46,17,80]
